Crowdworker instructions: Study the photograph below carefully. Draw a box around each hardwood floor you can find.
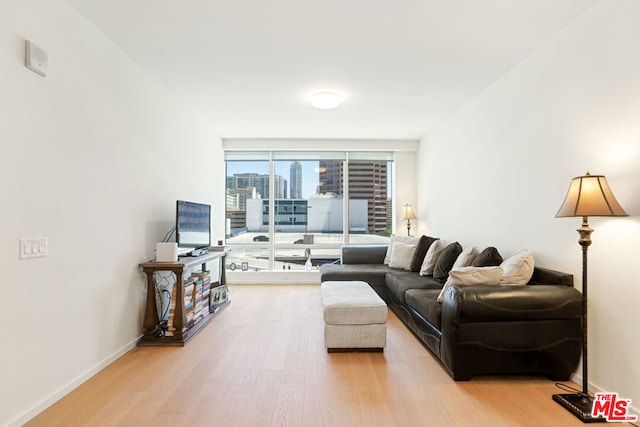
[27,284,616,426]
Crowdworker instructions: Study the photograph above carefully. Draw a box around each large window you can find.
[225,151,393,272]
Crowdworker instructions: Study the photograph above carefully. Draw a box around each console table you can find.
[138,249,229,347]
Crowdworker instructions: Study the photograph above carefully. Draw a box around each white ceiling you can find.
[65,0,597,140]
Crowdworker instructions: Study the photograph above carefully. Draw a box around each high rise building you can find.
[318,160,389,233]
[226,173,286,199]
[290,161,302,199]
[227,187,258,210]
[226,173,286,236]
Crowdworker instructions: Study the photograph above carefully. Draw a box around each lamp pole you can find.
[577,216,592,397]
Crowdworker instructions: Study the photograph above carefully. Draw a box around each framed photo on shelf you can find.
[210,285,229,308]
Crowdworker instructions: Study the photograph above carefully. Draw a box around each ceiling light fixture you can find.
[311,92,341,109]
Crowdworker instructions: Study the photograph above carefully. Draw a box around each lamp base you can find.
[553,393,607,423]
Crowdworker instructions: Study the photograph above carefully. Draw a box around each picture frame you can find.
[210,285,228,308]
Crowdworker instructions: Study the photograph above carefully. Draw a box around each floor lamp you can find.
[554,172,628,422]
[400,204,417,236]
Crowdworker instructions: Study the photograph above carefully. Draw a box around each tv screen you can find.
[176,200,211,249]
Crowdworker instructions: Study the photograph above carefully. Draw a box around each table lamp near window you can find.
[400,204,417,236]
[553,172,628,422]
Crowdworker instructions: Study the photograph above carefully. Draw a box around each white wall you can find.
[0,1,224,425]
[394,151,418,235]
[417,0,639,414]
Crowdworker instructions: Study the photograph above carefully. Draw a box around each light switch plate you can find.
[25,40,48,77]
[20,238,47,259]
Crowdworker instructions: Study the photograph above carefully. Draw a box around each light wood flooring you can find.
[27,284,619,426]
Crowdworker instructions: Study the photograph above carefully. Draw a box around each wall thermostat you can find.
[25,40,48,77]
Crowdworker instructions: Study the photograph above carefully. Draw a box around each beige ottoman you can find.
[321,281,388,352]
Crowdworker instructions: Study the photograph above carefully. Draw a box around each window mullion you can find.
[343,154,349,245]
[268,153,275,271]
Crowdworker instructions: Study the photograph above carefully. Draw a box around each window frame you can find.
[224,150,395,272]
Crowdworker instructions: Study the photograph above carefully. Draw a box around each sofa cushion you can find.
[319,263,393,290]
[419,239,444,276]
[405,288,443,330]
[500,251,535,286]
[388,242,417,270]
[472,246,503,267]
[383,234,421,264]
[409,235,437,272]
[341,245,388,265]
[386,270,441,305]
[437,266,504,302]
[433,242,463,282]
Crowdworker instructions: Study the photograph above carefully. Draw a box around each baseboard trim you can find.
[5,335,142,427]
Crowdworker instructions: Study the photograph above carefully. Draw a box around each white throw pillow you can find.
[451,246,478,270]
[384,234,421,264]
[500,251,534,286]
[437,266,504,303]
[388,242,417,270]
[419,239,444,276]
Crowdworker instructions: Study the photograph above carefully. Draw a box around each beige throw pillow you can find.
[384,234,421,264]
[437,266,503,303]
[451,246,478,270]
[388,242,417,270]
[499,251,534,285]
[419,239,444,276]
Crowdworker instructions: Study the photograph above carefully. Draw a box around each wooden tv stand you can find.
[138,249,229,347]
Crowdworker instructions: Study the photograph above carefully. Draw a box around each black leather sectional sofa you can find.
[319,243,582,381]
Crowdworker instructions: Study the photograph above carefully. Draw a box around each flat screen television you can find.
[176,200,211,249]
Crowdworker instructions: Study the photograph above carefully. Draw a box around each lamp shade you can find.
[400,204,417,220]
[556,172,628,218]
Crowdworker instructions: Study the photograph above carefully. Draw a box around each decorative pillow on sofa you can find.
[388,242,417,270]
[499,251,535,285]
[419,239,444,276]
[437,266,504,303]
[409,235,438,272]
[433,242,463,282]
[384,234,421,264]
[451,246,478,270]
[471,246,503,267]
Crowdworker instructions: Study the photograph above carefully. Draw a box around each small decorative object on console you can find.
[210,285,229,309]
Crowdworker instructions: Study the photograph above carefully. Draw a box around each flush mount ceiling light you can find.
[311,91,341,109]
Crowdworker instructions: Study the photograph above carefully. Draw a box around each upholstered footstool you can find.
[321,280,388,352]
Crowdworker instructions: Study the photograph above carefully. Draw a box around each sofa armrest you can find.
[341,245,388,265]
[441,285,582,323]
[439,283,583,381]
[528,266,574,287]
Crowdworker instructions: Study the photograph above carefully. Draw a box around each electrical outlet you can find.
[20,237,47,259]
